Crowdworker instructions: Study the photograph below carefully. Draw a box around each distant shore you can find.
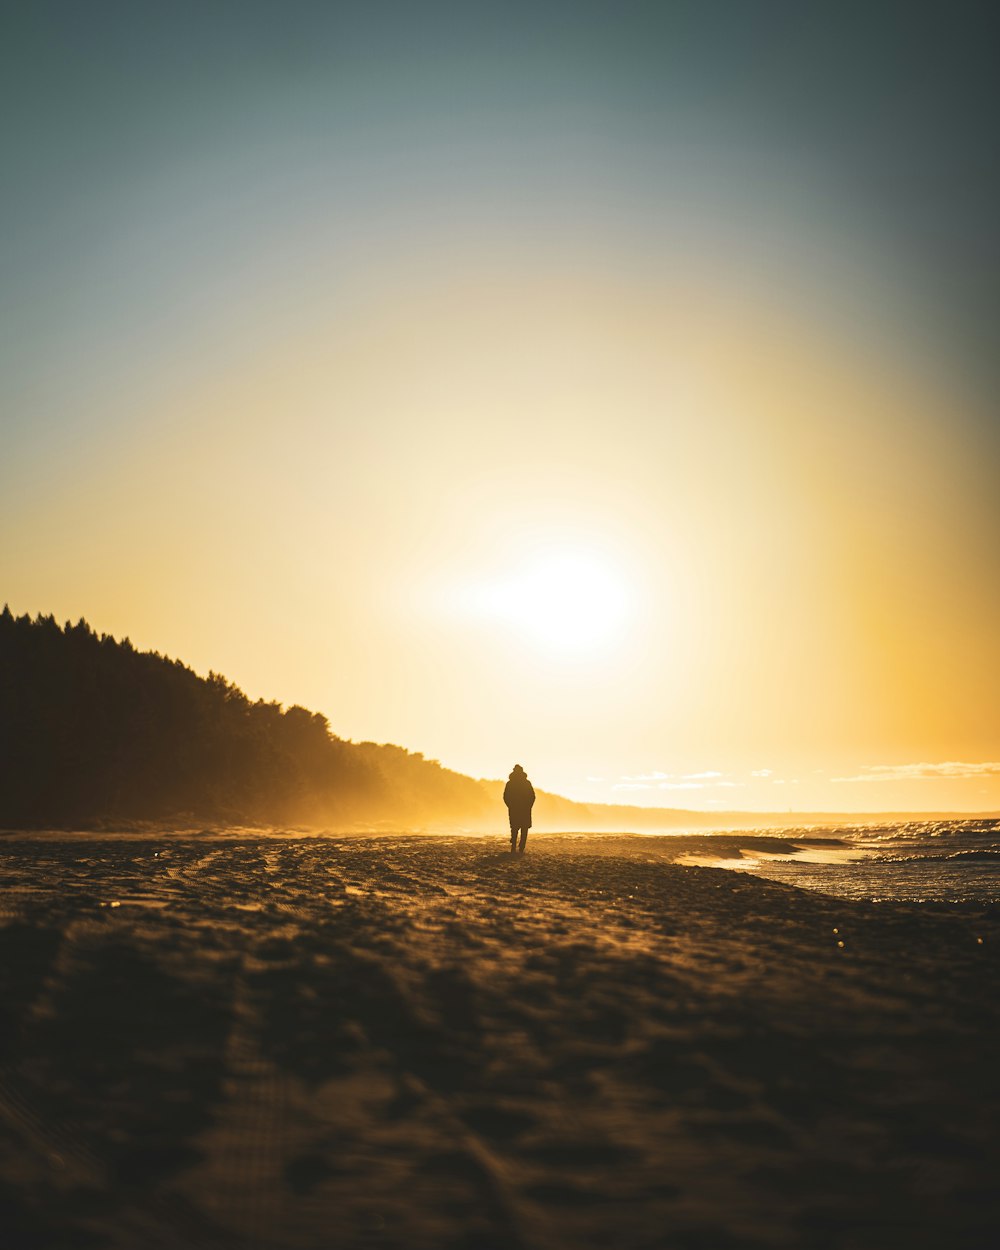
[2,806,998,838]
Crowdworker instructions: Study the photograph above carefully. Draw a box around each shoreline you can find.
[2,807,998,841]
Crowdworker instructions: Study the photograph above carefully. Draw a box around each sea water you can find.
[727,819,1000,904]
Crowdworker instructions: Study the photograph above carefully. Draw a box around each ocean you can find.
[716,818,1000,904]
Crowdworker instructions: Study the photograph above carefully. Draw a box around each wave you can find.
[845,818,1000,842]
[864,848,1000,866]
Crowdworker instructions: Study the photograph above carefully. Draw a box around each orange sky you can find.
[3,5,998,815]
[4,245,998,813]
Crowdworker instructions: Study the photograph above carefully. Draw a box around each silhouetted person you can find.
[503,764,535,854]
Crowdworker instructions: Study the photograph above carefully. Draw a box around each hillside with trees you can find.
[0,610,498,829]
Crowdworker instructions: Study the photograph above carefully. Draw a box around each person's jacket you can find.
[503,775,535,812]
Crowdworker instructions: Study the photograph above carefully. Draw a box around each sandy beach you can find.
[1,832,997,1249]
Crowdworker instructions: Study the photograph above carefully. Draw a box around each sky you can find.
[2,1,999,814]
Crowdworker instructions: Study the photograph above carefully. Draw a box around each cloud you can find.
[751,769,773,777]
[832,762,1000,783]
[615,770,746,792]
[657,779,744,791]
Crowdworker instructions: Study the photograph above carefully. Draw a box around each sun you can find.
[465,547,633,656]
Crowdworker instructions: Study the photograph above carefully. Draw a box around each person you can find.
[503,764,535,854]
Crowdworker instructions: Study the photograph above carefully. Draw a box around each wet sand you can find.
[1,832,997,1249]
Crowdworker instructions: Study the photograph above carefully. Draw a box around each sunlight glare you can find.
[467,548,633,656]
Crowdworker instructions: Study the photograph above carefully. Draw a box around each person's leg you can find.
[510,821,517,853]
[518,826,528,853]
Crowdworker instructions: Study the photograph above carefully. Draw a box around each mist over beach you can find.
[3,2,1000,1247]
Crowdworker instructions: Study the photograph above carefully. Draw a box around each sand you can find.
[0,832,997,1249]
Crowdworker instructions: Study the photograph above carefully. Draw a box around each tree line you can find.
[0,609,495,829]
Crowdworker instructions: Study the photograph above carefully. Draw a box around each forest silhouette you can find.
[0,609,500,829]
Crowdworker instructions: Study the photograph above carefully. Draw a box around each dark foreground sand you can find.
[0,833,997,1250]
